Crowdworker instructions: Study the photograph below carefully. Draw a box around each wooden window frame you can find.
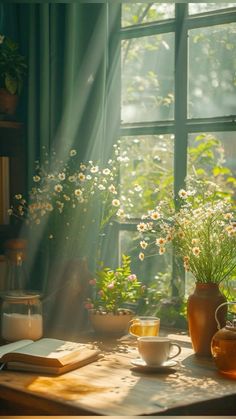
[117,3,236,296]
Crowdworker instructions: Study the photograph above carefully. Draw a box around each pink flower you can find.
[84,302,94,310]
[128,274,137,282]
[89,278,97,286]
[107,281,115,289]
[98,290,104,297]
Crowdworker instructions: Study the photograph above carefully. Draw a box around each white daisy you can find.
[178,189,188,199]
[58,173,66,181]
[74,189,82,197]
[192,246,201,257]
[112,199,120,207]
[70,149,77,156]
[54,184,63,193]
[78,173,86,181]
[140,240,148,249]
[33,175,41,183]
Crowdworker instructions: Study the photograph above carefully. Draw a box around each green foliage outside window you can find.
[119,133,236,325]
[122,3,175,27]
[119,3,236,327]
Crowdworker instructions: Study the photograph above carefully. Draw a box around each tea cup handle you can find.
[168,343,181,359]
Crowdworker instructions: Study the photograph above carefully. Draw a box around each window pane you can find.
[122,33,175,123]
[120,135,174,218]
[188,23,236,118]
[187,132,236,298]
[187,132,236,198]
[122,3,175,27]
[189,3,236,15]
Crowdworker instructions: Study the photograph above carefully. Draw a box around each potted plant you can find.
[0,34,27,116]
[85,254,144,335]
[137,177,236,355]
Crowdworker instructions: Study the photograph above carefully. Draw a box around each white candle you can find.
[1,313,43,342]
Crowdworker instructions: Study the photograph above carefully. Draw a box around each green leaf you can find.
[5,74,17,94]
[213,166,231,176]
[226,177,236,185]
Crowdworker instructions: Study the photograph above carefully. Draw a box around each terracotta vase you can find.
[187,282,227,356]
[0,88,19,115]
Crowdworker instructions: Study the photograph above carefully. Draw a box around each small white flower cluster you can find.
[137,180,236,284]
[9,143,143,240]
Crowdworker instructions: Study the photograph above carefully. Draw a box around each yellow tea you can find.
[129,317,160,337]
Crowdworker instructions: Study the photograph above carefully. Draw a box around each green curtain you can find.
[24,3,109,273]
[1,3,120,336]
[24,3,109,177]
[1,2,112,172]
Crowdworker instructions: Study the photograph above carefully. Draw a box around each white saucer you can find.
[131,358,178,371]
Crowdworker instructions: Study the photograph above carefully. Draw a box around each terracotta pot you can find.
[187,282,227,356]
[89,310,134,336]
[0,88,19,115]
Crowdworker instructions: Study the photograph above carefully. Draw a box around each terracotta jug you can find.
[187,282,227,356]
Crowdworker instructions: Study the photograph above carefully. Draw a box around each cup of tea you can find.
[137,336,181,366]
[129,316,160,337]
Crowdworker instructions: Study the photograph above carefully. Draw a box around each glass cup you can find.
[129,316,160,337]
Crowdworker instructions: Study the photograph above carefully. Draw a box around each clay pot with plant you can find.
[0,34,27,116]
[85,255,144,336]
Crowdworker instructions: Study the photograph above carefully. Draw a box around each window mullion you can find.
[187,119,236,133]
[186,9,236,30]
[172,3,188,297]
[121,19,175,39]
[174,3,188,200]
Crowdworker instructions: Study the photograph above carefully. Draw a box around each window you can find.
[118,3,236,304]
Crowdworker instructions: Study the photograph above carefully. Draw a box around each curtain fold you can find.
[25,3,109,172]
[0,3,108,171]
[26,2,110,268]
[0,3,120,335]
[0,2,123,338]
[0,2,119,183]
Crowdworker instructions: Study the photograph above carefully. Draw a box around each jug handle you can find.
[215,301,236,330]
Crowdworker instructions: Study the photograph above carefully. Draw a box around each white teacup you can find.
[137,336,181,366]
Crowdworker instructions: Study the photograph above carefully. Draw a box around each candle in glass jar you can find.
[1,313,43,342]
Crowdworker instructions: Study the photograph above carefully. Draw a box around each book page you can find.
[6,350,101,375]
[2,338,97,367]
[0,340,33,360]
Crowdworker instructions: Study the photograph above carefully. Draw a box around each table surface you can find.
[0,330,236,416]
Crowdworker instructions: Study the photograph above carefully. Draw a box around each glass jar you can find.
[4,239,28,291]
[1,292,43,342]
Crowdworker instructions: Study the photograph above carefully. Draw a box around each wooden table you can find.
[0,330,236,415]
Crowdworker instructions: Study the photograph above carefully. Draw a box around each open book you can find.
[0,338,101,375]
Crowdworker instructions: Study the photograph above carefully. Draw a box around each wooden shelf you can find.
[0,121,23,129]
[0,121,24,156]
[0,121,26,251]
